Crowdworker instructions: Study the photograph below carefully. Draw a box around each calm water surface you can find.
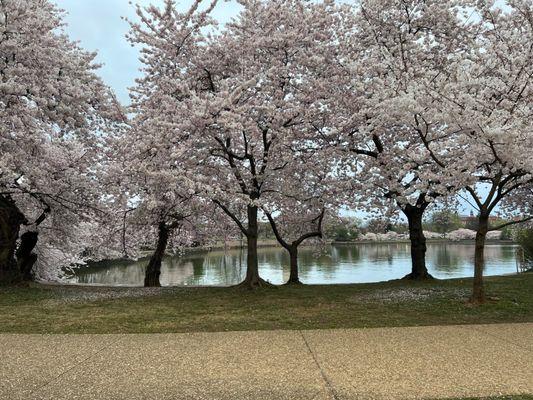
[67,242,520,286]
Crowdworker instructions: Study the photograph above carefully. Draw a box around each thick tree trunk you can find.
[402,204,433,280]
[239,205,268,289]
[286,246,301,285]
[16,231,39,281]
[0,195,25,285]
[144,222,169,287]
[471,212,489,304]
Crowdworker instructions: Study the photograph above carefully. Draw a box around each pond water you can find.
[66,242,521,286]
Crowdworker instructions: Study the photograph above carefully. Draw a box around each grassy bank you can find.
[0,273,531,334]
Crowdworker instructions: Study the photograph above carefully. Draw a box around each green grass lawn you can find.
[0,273,531,334]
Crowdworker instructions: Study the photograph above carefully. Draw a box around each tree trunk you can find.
[471,212,489,304]
[239,205,266,289]
[144,222,169,287]
[402,204,433,280]
[286,245,301,285]
[16,231,39,281]
[0,195,25,285]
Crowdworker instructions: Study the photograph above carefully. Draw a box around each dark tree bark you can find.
[16,231,39,281]
[240,205,264,288]
[213,200,269,289]
[287,245,300,284]
[144,222,169,287]
[471,212,489,304]
[0,195,25,284]
[14,202,49,282]
[401,203,433,280]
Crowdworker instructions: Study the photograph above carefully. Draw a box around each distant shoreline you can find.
[90,238,517,266]
[175,238,517,254]
[331,238,516,245]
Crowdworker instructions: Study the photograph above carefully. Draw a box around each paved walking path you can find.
[1,323,532,400]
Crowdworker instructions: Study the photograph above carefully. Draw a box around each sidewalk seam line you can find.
[27,335,125,397]
[299,330,339,400]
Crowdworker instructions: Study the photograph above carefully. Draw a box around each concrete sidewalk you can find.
[1,324,532,400]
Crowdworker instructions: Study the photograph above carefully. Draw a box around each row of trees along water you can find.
[1,0,533,303]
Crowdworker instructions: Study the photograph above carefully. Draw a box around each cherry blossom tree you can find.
[130,0,344,288]
[0,0,121,284]
[328,0,475,280]
[113,0,224,287]
[426,0,533,302]
[196,0,346,288]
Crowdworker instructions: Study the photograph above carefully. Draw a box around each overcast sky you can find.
[53,0,242,104]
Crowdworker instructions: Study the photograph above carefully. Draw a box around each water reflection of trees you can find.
[427,244,517,274]
[160,258,194,285]
[180,249,246,285]
[498,245,516,261]
[71,243,519,286]
[74,259,146,285]
[430,245,463,272]
[351,243,410,263]
[330,245,360,263]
